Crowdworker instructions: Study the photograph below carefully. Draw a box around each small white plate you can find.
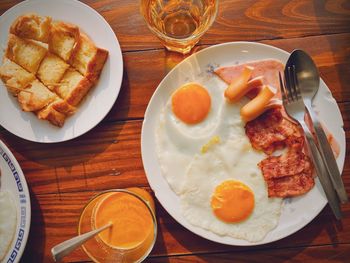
[0,140,31,262]
[141,42,346,246]
[0,0,123,143]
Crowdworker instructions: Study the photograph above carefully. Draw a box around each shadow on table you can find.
[105,59,131,121]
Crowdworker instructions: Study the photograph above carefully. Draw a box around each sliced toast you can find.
[10,13,51,43]
[17,79,56,112]
[49,98,76,115]
[37,103,66,127]
[55,68,92,106]
[6,34,47,74]
[37,53,70,89]
[0,59,35,95]
[71,33,108,83]
[37,98,76,127]
[48,21,80,62]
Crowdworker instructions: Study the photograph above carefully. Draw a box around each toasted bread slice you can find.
[10,13,52,43]
[0,59,35,95]
[37,102,66,127]
[37,53,70,89]
[55,68,92,106]
[71,33,108,83]
[37,98,76,127]
[6,34,48,73]
[17,79,56,111]
[48,21,79,62]
[50,98,76,115]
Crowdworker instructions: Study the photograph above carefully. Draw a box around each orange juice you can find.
[94,192,154,249]
[78,189,157,263]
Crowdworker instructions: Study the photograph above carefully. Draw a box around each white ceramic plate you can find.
[0,140,31,262]
[0,0,123,143]
[141,42,346,246]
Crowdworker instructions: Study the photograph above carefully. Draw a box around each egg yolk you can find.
[211,180,255,223]
[172,83,211,124]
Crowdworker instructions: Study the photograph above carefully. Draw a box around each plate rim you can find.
[0,139,31,263]
[0,0,124,143]
[141,41,346,246]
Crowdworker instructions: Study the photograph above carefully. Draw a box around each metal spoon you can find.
[51,223,112,262]
[289,49,348,204]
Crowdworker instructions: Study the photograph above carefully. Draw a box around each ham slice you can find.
[215,59,284,98]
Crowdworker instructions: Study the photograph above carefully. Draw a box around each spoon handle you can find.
[306,103,348,204]
[300,120,342,219]
[51,223,112,262]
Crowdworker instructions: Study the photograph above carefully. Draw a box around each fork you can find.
[279,68,342,219]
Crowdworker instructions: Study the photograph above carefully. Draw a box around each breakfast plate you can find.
[0,0,123,143]
[0,140,31,262]
[141,42,346,245]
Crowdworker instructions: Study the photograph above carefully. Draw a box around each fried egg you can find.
[0,190,17,260]
[180,137,282,242]
[156,82,246,194]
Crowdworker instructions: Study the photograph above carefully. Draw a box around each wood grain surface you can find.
[0,0,349,262]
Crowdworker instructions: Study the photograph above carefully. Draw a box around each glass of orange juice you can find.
[78,188,157,263]
[140,0,219,54]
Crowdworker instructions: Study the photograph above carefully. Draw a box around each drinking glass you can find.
[78,189,157,263]
[141,0,219,54]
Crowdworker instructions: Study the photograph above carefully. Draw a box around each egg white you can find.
[180,137,282,242]
[156,81,246,194]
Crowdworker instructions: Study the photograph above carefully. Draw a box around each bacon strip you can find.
[265,172,315,198]
[245,107,314,198]
[258,145,314,197]
[259,148,310,180]
[245,108,302,154]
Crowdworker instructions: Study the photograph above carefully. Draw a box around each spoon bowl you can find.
[287,50,320,101]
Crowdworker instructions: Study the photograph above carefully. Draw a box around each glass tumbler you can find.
[78,189,157,263]
[141,0,219,54]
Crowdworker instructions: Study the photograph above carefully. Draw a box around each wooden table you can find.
[1,0,349,262]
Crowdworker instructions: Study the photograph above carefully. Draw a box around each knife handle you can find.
[300,121,342,220]
[306,106,349,204]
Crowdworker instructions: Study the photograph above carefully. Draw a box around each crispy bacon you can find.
[245,108,302,154]
[258,148,311,180]
[265,172,315,198]
[245,107,315,198]
[259,146,314,198]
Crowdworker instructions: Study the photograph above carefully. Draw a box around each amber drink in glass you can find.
[141,0,218,54]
